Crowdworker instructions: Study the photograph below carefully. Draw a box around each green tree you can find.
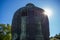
[54,33,60,39]
[50,33,60,40]
[0,24,11,40]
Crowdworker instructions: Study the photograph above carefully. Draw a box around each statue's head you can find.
[26,3,35,7]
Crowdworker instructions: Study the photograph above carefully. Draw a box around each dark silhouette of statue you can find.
[11,3,50,40]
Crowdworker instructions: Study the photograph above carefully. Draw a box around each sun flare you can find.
[43,8,52,17]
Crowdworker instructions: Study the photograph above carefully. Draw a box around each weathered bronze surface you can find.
[11,3,50,40]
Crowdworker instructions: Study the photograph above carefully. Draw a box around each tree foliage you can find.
[54,33,60,39]
[0,24,11,40]
[50,33,60,40]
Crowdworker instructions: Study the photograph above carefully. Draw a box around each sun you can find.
[43,8,52,17]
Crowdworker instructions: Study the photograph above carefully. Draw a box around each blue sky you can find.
[0,0,60,37]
